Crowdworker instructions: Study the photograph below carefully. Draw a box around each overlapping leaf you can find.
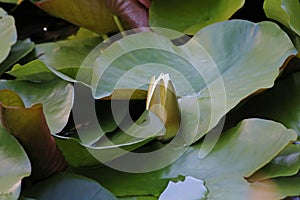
[0,126,31,200]
[34,0,119,35]
[21,173,117,200]
[250,176,300,199]
[0,79,74,133]
[74,119,298,199]
[248,143,300,182]
[92,20,297,144]
[0,79,74,176]
[7,60,58,82]
[0,89,67,181]
[149,0,245,34]
[0,0,20,4]
[227,72,300,136]
[9,30,102,84]
[264,0,300,36]
[0,7,17,64]
[55,110,164,167]
[0,39,34,76]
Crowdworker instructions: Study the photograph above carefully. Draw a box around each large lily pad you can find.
[92,20,296,144]
[0,126,31,200]
[22,172,117,200]
[0,7,17,64]
[149,0,245,34]
[0,79,74,133]
[74,119,297,199]
[264,0,300,36]
[93,20,296,98]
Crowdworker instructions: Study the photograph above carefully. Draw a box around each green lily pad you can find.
[34,0,118,36]
[0,79,74,133]
[149,0,245,34]
[92,20,296,144]
[0,0,20,3]
[0,126,31,200]
[264,0,300,36]
[55,110,164,167]
[227,72,300,136]
[74,119,297,199]
[248,143,300,182]
[31,33,102,84]
[35,34,101,71]
[291,35,300,50]
[0,39,35,76]
[0,7,17,64]
[22,172,117,200]
[7,60,57,82]
[7,29,101,83]
[93,20,296,98]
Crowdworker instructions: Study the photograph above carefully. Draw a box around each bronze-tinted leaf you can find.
[0,90,67,181]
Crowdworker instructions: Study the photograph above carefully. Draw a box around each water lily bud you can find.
[146,74,181,141]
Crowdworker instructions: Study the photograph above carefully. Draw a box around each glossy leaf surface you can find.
[149,0,245,34]
[0,79,74,133]
[0,126,31,200]
[22,173,117,200]
[74,119,297,199]
[0,7,17,64]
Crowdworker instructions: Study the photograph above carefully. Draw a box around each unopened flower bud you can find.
[146,73,181,141]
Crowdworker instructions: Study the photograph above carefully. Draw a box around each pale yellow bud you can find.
[146,74,181,141]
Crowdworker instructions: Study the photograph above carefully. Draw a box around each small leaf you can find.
[0,7,17,64]
[21,172,117,200]
[0,126,31,200]
[7,60,58,82]
[0,39,35,76]
[248,143,300,182]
